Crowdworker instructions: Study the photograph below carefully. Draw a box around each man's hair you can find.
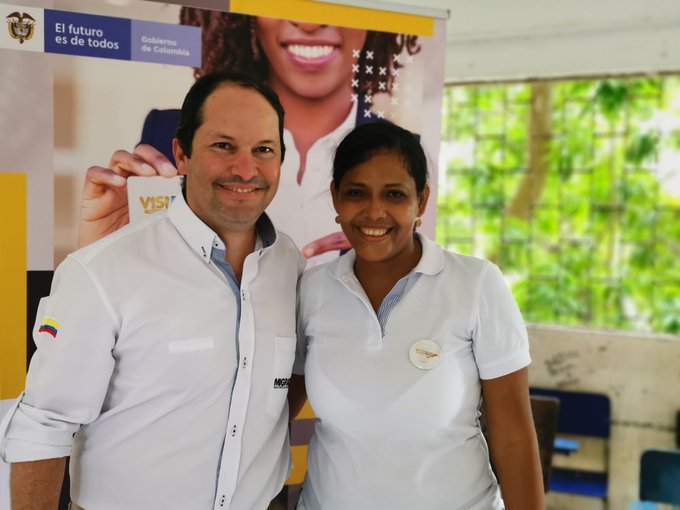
[179,9,420,96]
[175,71,286,161]
[333,122,428,192]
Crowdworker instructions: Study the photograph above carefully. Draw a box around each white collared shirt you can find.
[0,193,304,510]
[294,234,530,510]
[266,101,357,266]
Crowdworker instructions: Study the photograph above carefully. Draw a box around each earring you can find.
[250,18,261,62]
[335,215,341,224]
[415,218,422,228]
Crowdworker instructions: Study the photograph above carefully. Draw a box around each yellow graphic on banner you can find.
[230,0,434,37]
[0,173,27,399]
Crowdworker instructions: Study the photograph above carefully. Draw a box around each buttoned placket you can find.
[337,274,384,350]
[337,268,420,347]
[213,248,261,510]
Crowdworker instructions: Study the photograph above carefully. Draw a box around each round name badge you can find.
[408,339,442,370]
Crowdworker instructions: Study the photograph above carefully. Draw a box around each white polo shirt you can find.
[293,234,530,510]
[0,193,304,510]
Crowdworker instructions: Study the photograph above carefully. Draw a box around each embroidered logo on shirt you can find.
[38,317,60,338]
[273,378,290,389]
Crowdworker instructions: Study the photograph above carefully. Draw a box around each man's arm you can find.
[11,457,66,510]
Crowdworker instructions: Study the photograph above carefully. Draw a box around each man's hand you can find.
[78,144,178,248]
[301,231,350,259]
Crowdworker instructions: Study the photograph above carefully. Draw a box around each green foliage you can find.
[437,77,680,335]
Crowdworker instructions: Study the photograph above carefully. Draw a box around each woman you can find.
[78,9,420,263]
[292,122,544,509]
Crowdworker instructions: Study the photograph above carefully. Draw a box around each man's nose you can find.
[229,151,258,180]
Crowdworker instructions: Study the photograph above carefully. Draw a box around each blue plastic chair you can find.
[639,449,680,508]
[530,387,611,500]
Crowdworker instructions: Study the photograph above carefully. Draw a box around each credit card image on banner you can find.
[127,175,183,224]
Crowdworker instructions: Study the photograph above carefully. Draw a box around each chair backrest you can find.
[530,395,560,492]
[640,449,680,505]
[529,387,611,438]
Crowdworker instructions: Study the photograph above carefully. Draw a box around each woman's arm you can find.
[481,367,544,510]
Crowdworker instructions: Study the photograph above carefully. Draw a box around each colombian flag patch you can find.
[38,317,60,338]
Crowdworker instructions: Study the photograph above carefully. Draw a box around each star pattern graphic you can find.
[346,48,421,122]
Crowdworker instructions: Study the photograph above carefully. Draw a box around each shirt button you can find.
[241,290,247,301]
[231,425,237,437]
[242,357,247,368]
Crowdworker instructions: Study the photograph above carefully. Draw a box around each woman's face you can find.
[255,17,367,100]
[331,150,429,266]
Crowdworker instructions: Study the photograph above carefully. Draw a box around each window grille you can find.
[437,77,680,334]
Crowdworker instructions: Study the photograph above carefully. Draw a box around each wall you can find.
[528,324,680,509]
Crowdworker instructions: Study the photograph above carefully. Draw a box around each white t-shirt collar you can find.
[329,232,444,282]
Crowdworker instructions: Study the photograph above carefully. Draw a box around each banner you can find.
[0,0,446,506]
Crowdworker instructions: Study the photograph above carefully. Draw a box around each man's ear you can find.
[172,139,189,176]
[418,184,430,217]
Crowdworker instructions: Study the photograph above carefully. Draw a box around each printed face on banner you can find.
[254,17,367,101]
[1,1,441,269]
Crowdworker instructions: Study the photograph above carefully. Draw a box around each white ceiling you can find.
[417,0,680,82]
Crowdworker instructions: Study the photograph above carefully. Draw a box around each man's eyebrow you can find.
[201,129,235,140]
[257,138,279,146]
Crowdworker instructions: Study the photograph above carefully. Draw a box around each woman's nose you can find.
[365,199,387,220]
[290,21,326,33]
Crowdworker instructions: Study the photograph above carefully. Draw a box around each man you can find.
[0,72,305,510]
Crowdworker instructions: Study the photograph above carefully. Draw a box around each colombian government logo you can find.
[5,11,36,44]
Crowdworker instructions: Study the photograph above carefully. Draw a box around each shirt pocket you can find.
[167,336,215,354]
[266,336,296,417]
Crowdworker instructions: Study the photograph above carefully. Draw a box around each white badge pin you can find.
[409,339,442,370]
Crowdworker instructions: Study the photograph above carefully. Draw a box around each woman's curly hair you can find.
[180,8,420,95]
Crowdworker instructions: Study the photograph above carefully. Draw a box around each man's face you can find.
[173,83,282,236]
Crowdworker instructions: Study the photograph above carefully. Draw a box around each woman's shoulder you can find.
[300,259,337,287]
[437,247,498,285]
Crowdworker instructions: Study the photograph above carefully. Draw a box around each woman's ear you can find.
[330,181,339,211]
[417,184,431,217]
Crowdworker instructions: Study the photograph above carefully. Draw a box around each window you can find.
[437,77,680,334]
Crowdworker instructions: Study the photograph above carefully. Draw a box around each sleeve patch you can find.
[38,317,60,338]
